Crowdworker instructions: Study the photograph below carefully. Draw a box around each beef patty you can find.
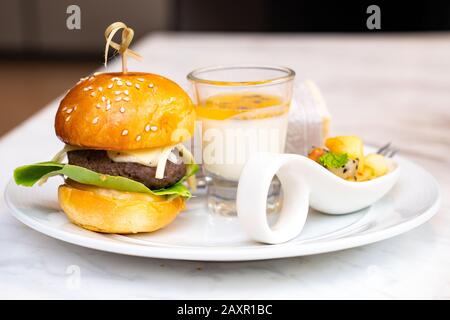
[67,150,186,189]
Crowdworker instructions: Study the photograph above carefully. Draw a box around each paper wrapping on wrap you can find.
[285,80,331,155]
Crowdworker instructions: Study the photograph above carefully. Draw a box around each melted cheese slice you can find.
[107,147,177,168]
[107,145,179,179]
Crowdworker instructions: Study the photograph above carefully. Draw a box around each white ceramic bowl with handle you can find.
[236,152,400,244]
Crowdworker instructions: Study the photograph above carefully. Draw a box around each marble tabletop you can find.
[0,33,449,299]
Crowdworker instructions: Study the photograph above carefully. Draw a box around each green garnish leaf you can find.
[13,162,199,199]
[319,152,349,169]
[13,162,64,187]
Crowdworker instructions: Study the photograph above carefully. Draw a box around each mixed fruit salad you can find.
[308,136,391,182]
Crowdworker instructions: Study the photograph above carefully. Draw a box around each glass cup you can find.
[188,65,295,216]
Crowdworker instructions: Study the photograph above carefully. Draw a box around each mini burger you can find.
[14,72,197,233]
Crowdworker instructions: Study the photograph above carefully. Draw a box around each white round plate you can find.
[5,155,440,261]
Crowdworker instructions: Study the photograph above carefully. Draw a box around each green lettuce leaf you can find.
[318,152,349,169]
[14,162,199,199]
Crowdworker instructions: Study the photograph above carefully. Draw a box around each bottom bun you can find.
[58,181,185,234]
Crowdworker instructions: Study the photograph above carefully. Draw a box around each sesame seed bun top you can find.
[55,72,195,150]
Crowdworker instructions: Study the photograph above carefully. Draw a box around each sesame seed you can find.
[83,87,90,91]
[92,117,99,124]
[136,135,141,141]
[121,129,128,136]
[124,90,129,95]
[65,116,71,122]
[80,77,88,81]
[112,77,119,81]
[93,72,101,76]
[106,104,111,111]
[137,78,144,82]
[120,107,125,113]
[117,80,123,86]
[150,126,158,131]
[135,84,140,89]
[115,97,122,102]
[123,97,130,101]
[96,103,101,109]
[148,83,154,88]
[66,108,73,114]
[90,92,96,97]
[89,76,95,81]
[73,106,77,110]
[98,87,103,92]
[101,96,106,102]
[126,81,132,86]
[115,91,121,95]
[107,83,113,89]
[62,106,67,111]
[145,124,151,132]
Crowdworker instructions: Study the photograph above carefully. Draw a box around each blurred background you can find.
[1,0,449,136]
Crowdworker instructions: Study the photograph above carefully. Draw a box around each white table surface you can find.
[0,33,449,299]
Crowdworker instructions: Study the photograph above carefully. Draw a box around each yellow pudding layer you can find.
[195,93,288,120]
